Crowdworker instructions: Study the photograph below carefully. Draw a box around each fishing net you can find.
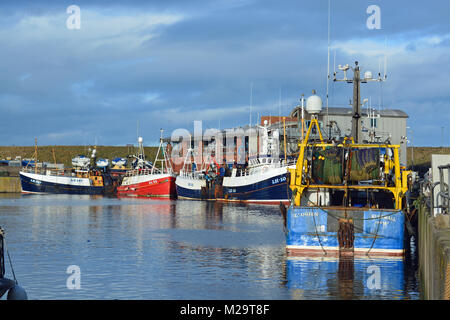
[312,147,343,184]
[349,148,380,182]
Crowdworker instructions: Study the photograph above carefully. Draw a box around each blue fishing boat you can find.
[111,157,127,167]
[175,171,211,200]
[19,143,115,195]
[175,148,220,200]
[285,124,409,255]
[19,169,115,195]
[220,157,294,205]
[109,157,128,177]
[96,158,109,168]
[218,121,294,204]
[284,63,411,257]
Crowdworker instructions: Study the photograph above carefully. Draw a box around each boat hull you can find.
[218,167,291,205]
[286,206,405,257]
[175,175,210,200]
[117,174,176,198]
[19,171,109,195]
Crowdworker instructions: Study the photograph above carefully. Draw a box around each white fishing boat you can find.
[72,155,90,168]
[96,158,109,168]
[217,121,295,204]
[175,147,220,200]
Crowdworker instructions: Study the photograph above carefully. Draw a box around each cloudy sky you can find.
[0,0,449,146]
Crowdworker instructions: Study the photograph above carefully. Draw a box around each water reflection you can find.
[286,255,412,299]
[0,194,419,300]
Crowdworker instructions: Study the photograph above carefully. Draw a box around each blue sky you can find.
[0,0,449,146]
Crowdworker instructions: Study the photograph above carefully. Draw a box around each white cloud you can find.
[0,9,185,62]
[333,33,450,63]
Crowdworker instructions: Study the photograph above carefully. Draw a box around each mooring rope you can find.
[366,211,382,256]
[3,237,18,284]
[311,208,327,255]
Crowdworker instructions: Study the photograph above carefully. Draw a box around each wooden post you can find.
[34,138,38,174]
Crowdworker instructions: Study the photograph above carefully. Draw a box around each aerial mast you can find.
[333,61,386,143]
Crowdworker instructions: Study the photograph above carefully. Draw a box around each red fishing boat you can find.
[117,130,176,198]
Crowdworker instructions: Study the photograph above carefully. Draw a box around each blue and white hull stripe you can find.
[20,171,105,195]
[221,166,292,202]
[175,175,206,200]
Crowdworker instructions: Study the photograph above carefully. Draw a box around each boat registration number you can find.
[370,214,396,225]
[293,211,319,217]
[271,176,286,185]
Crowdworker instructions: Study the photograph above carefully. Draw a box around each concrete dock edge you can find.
[418,198,450,299]
[0,177,21,193]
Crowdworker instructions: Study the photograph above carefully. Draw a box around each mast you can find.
[301,94,305,140]
[249,82,253,128]
[351,61,362,143]
[333,61,385,143]
[326,0,331,131]
[52,147,57,169]
[34,138,37,174]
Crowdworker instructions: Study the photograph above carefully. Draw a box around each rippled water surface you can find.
[0,194,420,300]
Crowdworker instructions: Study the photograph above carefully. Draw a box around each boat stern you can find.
[285,206,405,257]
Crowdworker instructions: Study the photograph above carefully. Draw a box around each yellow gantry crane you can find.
[288,117,411,210]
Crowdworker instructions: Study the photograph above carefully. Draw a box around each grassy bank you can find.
[1,145,449,171]
[0,145,158,167]
[406,147,450,172]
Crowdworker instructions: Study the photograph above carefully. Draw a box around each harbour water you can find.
[0,194,420,300]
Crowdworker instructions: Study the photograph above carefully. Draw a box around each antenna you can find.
[137,119,140,141]
[326,0,331,108]
[334,61,386,143]
[249,82,253,127]
[333,49,336,77]
[326,0,331,129]
[384,37,388,80]
[279,87,281,125]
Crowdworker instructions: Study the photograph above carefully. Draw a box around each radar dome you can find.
[364,70,373,80]
[138,137,143,143]
[306,90,322,114]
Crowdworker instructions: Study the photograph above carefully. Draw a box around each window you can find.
[370,118,377,128]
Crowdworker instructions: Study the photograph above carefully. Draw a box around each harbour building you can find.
[166,99,409,172]
[264,105,409,165]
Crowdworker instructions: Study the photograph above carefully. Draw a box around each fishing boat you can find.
[72,155,90,168]
[175,147,221,200]
[109,157,128,178]
[117,131,176,198]
[284,62,411,257]
[19,142,115,195]
[218,158,293,205]
[218,121,295,205]
[96,158,109,168]
[112,157,127,167]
